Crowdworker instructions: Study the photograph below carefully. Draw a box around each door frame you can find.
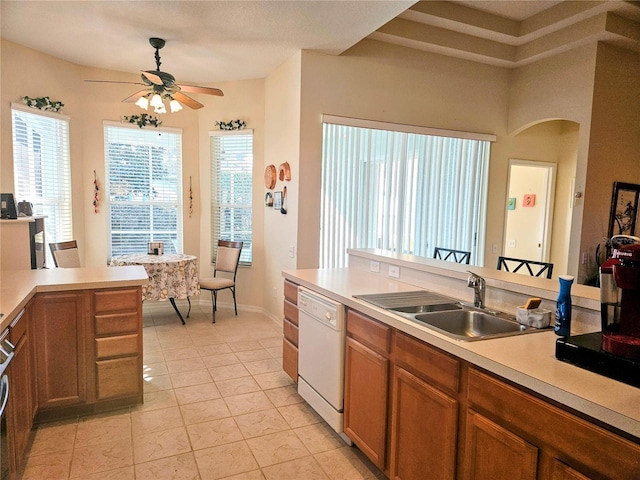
[503,159,557,262]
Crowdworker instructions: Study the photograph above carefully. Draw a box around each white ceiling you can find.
[0,1,416,85]
[2,1,639,87]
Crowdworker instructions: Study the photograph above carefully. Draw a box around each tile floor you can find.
[18,300,385,480]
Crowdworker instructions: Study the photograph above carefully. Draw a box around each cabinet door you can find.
[33,292,87,409]
[389,366,458,480]
[550,460,592,480]
[344,336,389,470]
[7,317,33,475]
[463,410,538,480]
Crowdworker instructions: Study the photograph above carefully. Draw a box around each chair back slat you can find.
[433,247,471,265]
[497,256,553,279]
[49,240,80,268]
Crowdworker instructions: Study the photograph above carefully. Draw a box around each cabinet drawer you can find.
[93,288,140,313]
[284,280,298,304]
[467,368,640,478]
[283,299,299,326]
[96,356,140,400]
[95,312,139,336]
[95,334,139,359]
[283,318,299,346]
[9,309,27,344]
[347,309,391,355]
[393,331,460,394]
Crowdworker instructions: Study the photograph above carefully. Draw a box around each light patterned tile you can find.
[201,352,241,368]
[174,382,222,405]
[135,389,178,412]
[77,465,135,480]
[279,402,323,428]
[179,398,231,425]
[262,456,329,480]
[215,376,262,397]
[29,420,78,456]
[235,348,273,363]
[246,430,309,467]
[208,363,251,381]
[134,452,199,480]
[243,358,282,376]
[197,343,232,356]
[234,408,290,439]
[166,357,206,374]
[264,385,304,407]
[224,391,274,416]
[162,347,202,362]
[70,438,133,478]
[220,471,265,480]
[253,370,295,390]
[21,450,72,480]
[314,446,381,480]
[143,373,173,393]
[186,417,243,450]
[133,426,191,464]
[258,337,282,349]
[227,340,264,352]
[75,410,132,447]
[131,406,184,436]
[194,441,258,479]
[293,423,346,454]
[170,369,213,388]
[143,362,169,377]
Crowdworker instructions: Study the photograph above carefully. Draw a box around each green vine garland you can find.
[122,114,162,128]
[22,96,64,112]
[214,120,246,130]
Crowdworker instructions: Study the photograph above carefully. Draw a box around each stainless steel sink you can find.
[408,307,551,341]
[390,303,462,314]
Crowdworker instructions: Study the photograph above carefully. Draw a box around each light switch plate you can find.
[389,265,400,278]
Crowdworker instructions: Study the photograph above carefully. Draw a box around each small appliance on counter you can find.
[148,242,164,255]
[0,194,17,219]
[17,200,33,216]
[556,243,640,388]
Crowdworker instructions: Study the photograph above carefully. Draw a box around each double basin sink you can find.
[355,290,548,341]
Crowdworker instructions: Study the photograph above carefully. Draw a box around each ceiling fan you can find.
[86,37,223,113]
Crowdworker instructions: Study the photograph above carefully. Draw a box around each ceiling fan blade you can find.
[172,91,204,109]
[141,71,163,85]
[122,90,149,103]
[85,79,146,86]
[178,84,224,96]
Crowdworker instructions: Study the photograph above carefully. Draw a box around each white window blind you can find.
[105,123,183,258]
[320,119,491,268]
[210,130,253,265]
[12,104,72,267]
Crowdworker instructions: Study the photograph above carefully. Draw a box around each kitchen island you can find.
[0,266,147,479]
[283,266,640,479]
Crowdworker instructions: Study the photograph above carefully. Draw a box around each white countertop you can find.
[0,266,148,331]
[283,268,640,440]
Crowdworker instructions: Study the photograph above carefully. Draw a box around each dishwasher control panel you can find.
[298,288,345,330]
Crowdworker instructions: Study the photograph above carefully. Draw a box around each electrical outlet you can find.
[582,252,587,265]
[508,239,516,248]
[389,265,400,278]
[492,244,498,254]
[370,261,380,272]
[288,246,295,258]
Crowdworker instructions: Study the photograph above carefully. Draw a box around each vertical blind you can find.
[320,119,492,268]
[210,131,253,265]
[12,105,72,267]
[105,123,183,258]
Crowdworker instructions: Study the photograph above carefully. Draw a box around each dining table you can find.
[109,253,200,324]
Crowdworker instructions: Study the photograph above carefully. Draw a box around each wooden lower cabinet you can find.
[389,366,458,480]
[343,307,640,480]
[344,335,389,470]
[282,280,299,382]
[462,409,538,480]
[33,291,87,410]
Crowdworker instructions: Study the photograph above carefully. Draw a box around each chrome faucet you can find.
[467,271,486,309]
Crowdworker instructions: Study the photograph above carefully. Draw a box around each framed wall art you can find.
[608,181,640,238]
[273,191,283,210]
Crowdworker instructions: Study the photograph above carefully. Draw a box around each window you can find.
[12,104,72,267]
[210,130,253,265]
[105,123,183,258]
[320,116,494,268]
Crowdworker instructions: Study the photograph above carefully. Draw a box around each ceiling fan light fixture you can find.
[169,98,183,113]
[150,93,163,108]
[154,103,167,114]
[135,95,149,110]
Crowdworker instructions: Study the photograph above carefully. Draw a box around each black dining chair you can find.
[433,247,471,264]
[199,240,243,323]
[497,256,553,279]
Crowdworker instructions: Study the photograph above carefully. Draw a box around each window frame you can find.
[104,121,184,259]
[210,129,254,266]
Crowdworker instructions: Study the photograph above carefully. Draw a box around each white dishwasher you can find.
[297,287,350,442]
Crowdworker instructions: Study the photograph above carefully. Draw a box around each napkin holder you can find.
[516,307,551,328]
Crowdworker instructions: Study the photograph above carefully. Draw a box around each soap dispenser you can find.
[554,275,574,336]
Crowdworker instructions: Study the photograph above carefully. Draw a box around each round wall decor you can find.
[264,165,277,189]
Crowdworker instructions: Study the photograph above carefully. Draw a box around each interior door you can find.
[503,160,556,263]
